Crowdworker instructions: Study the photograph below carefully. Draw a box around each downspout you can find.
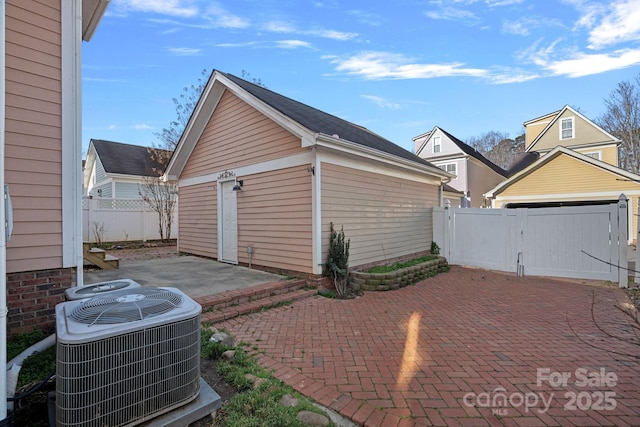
[74,0,83,287]
[0,0,8,420]
[440,175,452,208]
[313,147,322,274]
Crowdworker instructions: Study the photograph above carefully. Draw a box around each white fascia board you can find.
[315,133,452,182]
[178,151,314,188]
[493,190,640,202]
[82,0,109,41]
[485,146,640,198]
[430,153,469,162]
[82,146,96,190]
[413,126,437,156]
[164,81,224,181]
[164,72,315,181]
[318,148,444,186]
[107,173,150,183]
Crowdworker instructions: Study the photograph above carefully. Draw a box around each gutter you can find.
[0,0,8,420]
[314,132,454,182]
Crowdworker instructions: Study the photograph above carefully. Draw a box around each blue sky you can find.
[82,0,640,155]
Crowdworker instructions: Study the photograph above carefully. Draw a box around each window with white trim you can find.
[438,162,456,176]
[583,151,600,160]
[560,117,574,140]
[433,136,441,153]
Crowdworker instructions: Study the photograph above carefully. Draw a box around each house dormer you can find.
[524,105,621,166]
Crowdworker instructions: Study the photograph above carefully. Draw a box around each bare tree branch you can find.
[597,74,640,174]
[466,130,524,170]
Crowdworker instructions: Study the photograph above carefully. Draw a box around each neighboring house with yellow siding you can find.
[164,71,453,282]
[524,105,620,164]
[485,105,640,242]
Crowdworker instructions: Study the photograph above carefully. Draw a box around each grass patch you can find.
[206,342,333,426]
[8,330,56,388]
[18,347,56,388]
[367,255,437,274]
[318,289,337,299]
[8,330,49,361]
[201,328,234,360]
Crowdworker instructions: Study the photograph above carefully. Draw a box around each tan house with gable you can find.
[164,71,453,280]
[4,0,109,335]
[485,105,640,242]
[524,105,620,164]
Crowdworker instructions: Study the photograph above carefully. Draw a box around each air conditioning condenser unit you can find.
[55,287,201,427]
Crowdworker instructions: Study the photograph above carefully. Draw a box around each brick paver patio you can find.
[218,266,640,426]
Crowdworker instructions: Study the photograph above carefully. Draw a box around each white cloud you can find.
[275,40,312,49]
[215,41,260,48]
[488,70,540,84]
[425,6,478,22]
[168,47,201,55]
[309,29,357,41]
[262,21,296,33]
[502,19,530,36]
[204,4,250,29]
[486,0,524,6]
[215,40,311,49]
[326,51,488,80]
[544,48,640,77]
[134,123,153,130]
[112,0,199,18]
[586,0,640,49]
[361,95,401,109]
[262,21,357,41]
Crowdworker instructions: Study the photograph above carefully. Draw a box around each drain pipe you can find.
[6,334,56,411]
[0,0,8,421]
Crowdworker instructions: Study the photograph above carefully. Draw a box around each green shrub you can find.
[431,241,440,255]
[324,223,350,297]
[367,255,436,274]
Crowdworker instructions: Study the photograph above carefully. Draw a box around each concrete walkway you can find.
[84,255,284,299]
[217,266,640,426]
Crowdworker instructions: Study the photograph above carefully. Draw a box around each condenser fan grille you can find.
[74,281,135,295]
[70,288,182,325]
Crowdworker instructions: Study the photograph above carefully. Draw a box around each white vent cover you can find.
[56,287,202,427]
[65,279,141,300]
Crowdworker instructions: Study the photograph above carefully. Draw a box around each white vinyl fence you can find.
[433,195,628,287]
[83,197,177,243]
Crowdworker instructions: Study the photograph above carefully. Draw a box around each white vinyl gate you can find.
[433,195,628,287]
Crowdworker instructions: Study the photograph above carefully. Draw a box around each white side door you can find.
[219,180,238,263]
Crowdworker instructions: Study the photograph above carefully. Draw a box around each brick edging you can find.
[252,353,398,427]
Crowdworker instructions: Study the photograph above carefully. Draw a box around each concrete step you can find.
[197,279,317,324]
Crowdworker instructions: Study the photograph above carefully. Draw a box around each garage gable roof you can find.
[165,71,450,180]
[485,146,640,198]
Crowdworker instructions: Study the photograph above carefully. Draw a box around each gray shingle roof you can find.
[221,72,436,168]
[505,151,540,177]
[91,139,171,177]
[437,128,508,177]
